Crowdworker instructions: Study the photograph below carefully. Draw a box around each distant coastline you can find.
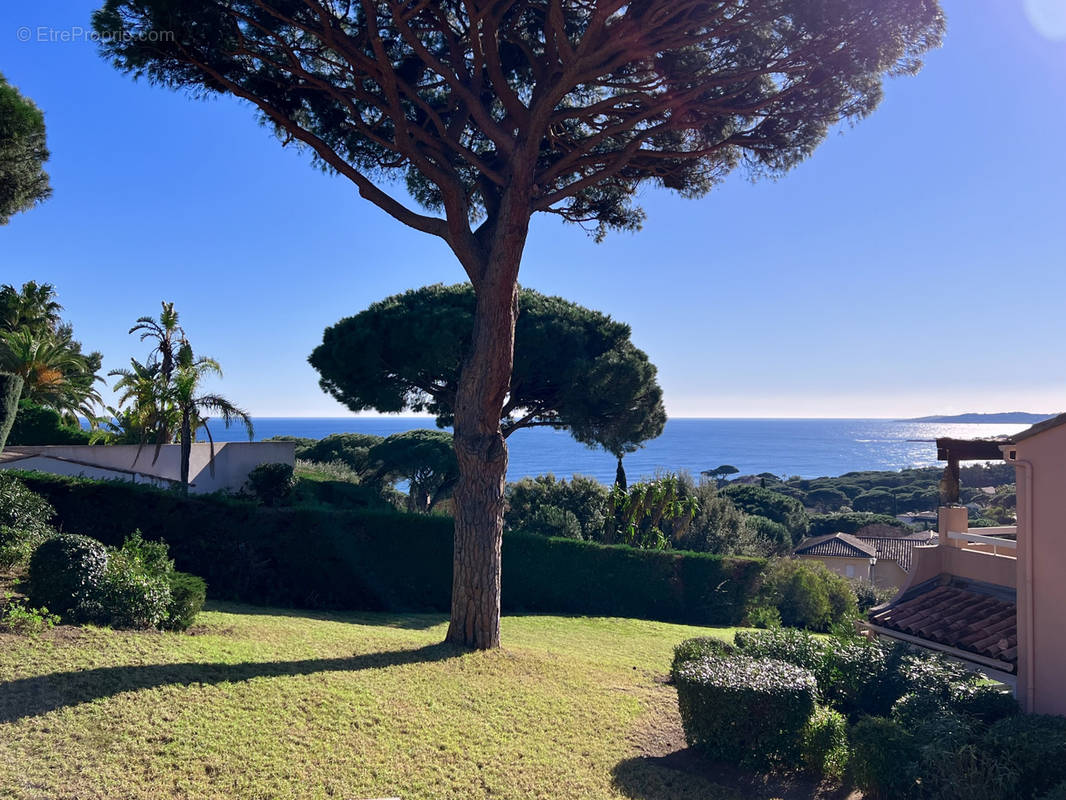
[900,412,1055,424]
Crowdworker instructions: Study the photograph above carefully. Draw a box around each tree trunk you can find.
[180,410,192,495]
[445,217,528,650]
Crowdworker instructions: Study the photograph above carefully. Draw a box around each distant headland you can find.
[901,412,1056,424]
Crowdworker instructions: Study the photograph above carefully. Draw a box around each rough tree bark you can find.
[446,190,531,649]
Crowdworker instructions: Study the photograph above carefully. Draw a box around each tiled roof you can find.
[794,532,934,572]
[856,536,931,573]
[794,533,877,560]
[869,578,1017,670]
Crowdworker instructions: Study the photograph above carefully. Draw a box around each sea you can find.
[201,418,1029,485]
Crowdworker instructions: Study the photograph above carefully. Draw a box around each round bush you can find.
[164,571,207,631]
[27,534,108,622]
[246,462,296,506]
[675,654,817,769]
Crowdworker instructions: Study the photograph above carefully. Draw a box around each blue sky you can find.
[1,0,1064,418]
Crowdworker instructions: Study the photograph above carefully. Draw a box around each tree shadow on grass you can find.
[0,642,462,724]
[206,601,449,630]
[612,751,857,800]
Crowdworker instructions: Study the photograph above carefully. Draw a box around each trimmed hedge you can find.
[734,628,827,674]
[675,654,817,769]
[14,472,764,624]
[5,401,93,446]
[671,636,735,682]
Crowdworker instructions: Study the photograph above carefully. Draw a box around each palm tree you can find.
[112,303,253,493]
[0,282,104,426]
[0,327,104,425]
[107,357,178,447]
[0,281,63,337]
[129,301,184,385]
[172,342,253,490]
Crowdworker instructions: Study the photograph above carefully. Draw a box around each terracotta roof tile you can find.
[869,579,1016,669]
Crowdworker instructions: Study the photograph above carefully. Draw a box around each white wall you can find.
[0,442,295,494]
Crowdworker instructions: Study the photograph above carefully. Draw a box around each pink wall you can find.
[1011,425,1066,715]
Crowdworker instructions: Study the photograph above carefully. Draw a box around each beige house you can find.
[793,531,931,591]
[867,414,1066,715]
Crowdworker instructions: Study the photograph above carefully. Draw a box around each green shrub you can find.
[5,400,92,445]
[922,742,1025,800]
[800,706,849,780]
[98,532,208,630]
[733,628,826,674]
[854,578,896,612]
[897,650,975,698]
[753,558,857,632]
[671,636,735,681]
[16,472,764,624]
[849,716,920,800]
[746,604,781,628]
[949,683,1019,726]
[980,714,1066,799]
[734,629,985,722]
[505,473,607,541]
[292,468,395,510]
[0,473,56,568]
[819,637,909,718]
[100,548,172,629]
[675,654,817,769]
[164,571,206,631]
[27,534,108,622]
[0,591,60,636]
[744,515,791,554]
[291,432,383,477]
[246,462,296,506]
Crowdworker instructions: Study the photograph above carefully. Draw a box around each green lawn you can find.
[0,607,831,800]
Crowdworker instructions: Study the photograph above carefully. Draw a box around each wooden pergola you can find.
[935,437,1011,505]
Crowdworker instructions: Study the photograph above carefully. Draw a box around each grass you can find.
[0,604,798,800]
